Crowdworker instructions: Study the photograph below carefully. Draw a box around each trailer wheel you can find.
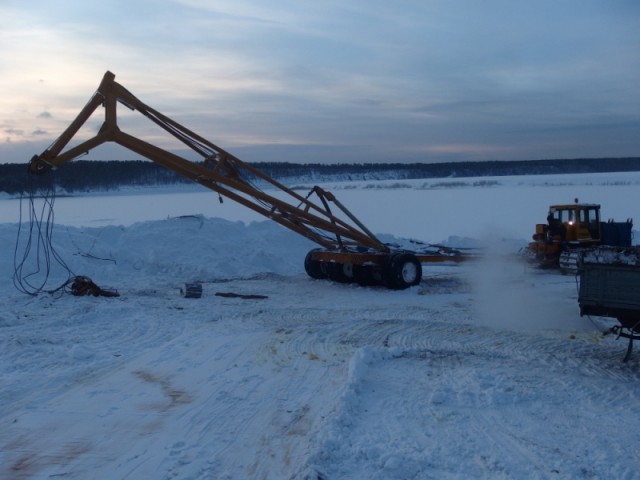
[304,249,327,279]
[327,262,351,283]
[354,265,376,286]
[384,252,422,290]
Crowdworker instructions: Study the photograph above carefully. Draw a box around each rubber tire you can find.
[384,252,422,290]
[353,265,377,286]
[304,249,327,279]
[327,262,351,283]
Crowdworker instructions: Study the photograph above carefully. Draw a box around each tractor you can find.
[527,199,632,273]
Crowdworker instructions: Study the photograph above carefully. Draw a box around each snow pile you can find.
[10,215,316,295]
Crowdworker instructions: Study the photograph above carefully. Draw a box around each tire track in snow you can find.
[0,273,471,479]
[2,272,639,479]
[0,289,192,418]
[307,339,640,479]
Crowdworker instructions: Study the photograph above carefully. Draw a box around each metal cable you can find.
[13,177,75,295]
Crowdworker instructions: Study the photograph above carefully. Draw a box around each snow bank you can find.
[9,215,317,295]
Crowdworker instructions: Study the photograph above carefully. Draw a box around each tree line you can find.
[2,157,640,195]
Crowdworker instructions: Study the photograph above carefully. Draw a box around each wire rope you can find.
[13,175,75,295]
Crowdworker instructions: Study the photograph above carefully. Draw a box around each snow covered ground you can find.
[2,172,640,479]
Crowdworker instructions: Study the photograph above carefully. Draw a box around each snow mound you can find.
[582,245,640,266]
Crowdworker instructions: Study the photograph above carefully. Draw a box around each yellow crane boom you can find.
[28,71,469,289]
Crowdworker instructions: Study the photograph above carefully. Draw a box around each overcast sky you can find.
[1,0,639,165]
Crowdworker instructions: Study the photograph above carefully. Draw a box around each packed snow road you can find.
[1,216,640,479]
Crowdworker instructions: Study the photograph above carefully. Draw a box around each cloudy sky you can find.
[1,0,639,165]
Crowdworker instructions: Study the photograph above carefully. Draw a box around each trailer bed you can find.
[579,262,640,323]
[578,247,640,361]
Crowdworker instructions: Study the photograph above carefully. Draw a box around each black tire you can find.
[384,252,422,290]
[304,249,327,279]
[353,264,377,286]
[327,262,351,283]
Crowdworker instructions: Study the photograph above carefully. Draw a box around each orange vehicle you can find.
[527,200,632,273]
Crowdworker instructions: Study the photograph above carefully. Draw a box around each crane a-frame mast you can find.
[29,71,385,253]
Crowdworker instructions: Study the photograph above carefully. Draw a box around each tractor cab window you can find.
[584,207,601,238]
[579,209,590,224]
[547,209,566,239]
[548,209,562,223]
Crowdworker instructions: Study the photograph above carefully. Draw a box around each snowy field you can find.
[2,171,640,479]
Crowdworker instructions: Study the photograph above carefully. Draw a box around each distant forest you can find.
[2,157,640,195]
